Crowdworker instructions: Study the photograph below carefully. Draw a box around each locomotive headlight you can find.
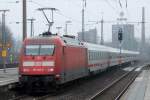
[23,61,34,66]
[42,61,55,66]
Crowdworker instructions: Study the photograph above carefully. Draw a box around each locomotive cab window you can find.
[26,45,39,56]
[40,45,55,55]
[25,45,55,56]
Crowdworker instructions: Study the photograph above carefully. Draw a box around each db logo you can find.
[35,62,42,66]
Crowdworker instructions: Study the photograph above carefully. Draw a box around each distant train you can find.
[18,33,139,88]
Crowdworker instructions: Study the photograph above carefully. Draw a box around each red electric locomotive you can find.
[19,33,88,88]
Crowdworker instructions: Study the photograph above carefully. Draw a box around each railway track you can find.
[9,94,54,100]
[6,63,146,100]
[9,95,29,100]
[88,67,143,100]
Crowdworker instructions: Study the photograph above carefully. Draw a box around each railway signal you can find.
[118,28,123,64]
[118,28,123,42]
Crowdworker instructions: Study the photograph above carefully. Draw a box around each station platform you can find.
[120,65,150,100]
[0,68,18,87]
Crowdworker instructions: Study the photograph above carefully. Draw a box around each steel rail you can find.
[114,72,139,100]
[9,95,29,100]
[115,65,149,100]
[88,67,138,100]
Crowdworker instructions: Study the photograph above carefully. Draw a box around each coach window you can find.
[92,52,94,60]
[89,51,91,60]
[91,52,92,60]
[96,52,97,59]
[93,51,95,60]
[91,51,93,60]
[94,52,95,60]
[101,52,103,59]
[95,52,96,60]
[91,51,94,60]
[88,52,90,60]
[95,52,97,60]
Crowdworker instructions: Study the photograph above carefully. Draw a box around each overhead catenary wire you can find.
[28,0,121,27]
[118,0,128,8]
[125,0,128,7]
[119,0,122,8]
[105,0,120,14]
[29,0,45,7]
[66,0,96,17]
[55,11,81,24]
[124,2,130,21]
[30,0,81,24]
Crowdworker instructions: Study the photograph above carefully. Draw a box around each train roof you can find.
[24,35,83,47]
[84,42,139,55]
[25,35,139,55]
[60,36,139,55]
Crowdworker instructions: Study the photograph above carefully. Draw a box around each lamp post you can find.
[27,18,36,37]
[56,26,62,35]
[23,0,27,41]
[0,9,10,73]
[65,21,71,35]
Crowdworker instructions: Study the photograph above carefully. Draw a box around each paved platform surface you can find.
[0,68,18,86]
[120,65,150,100]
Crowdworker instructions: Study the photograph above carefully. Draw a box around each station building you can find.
[78,28,98,44]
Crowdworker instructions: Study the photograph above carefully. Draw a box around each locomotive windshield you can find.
[26,45,39,55]
[40,45,55,55]
[25,45,55,56]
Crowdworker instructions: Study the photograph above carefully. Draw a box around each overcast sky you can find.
[0,0,150,42]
